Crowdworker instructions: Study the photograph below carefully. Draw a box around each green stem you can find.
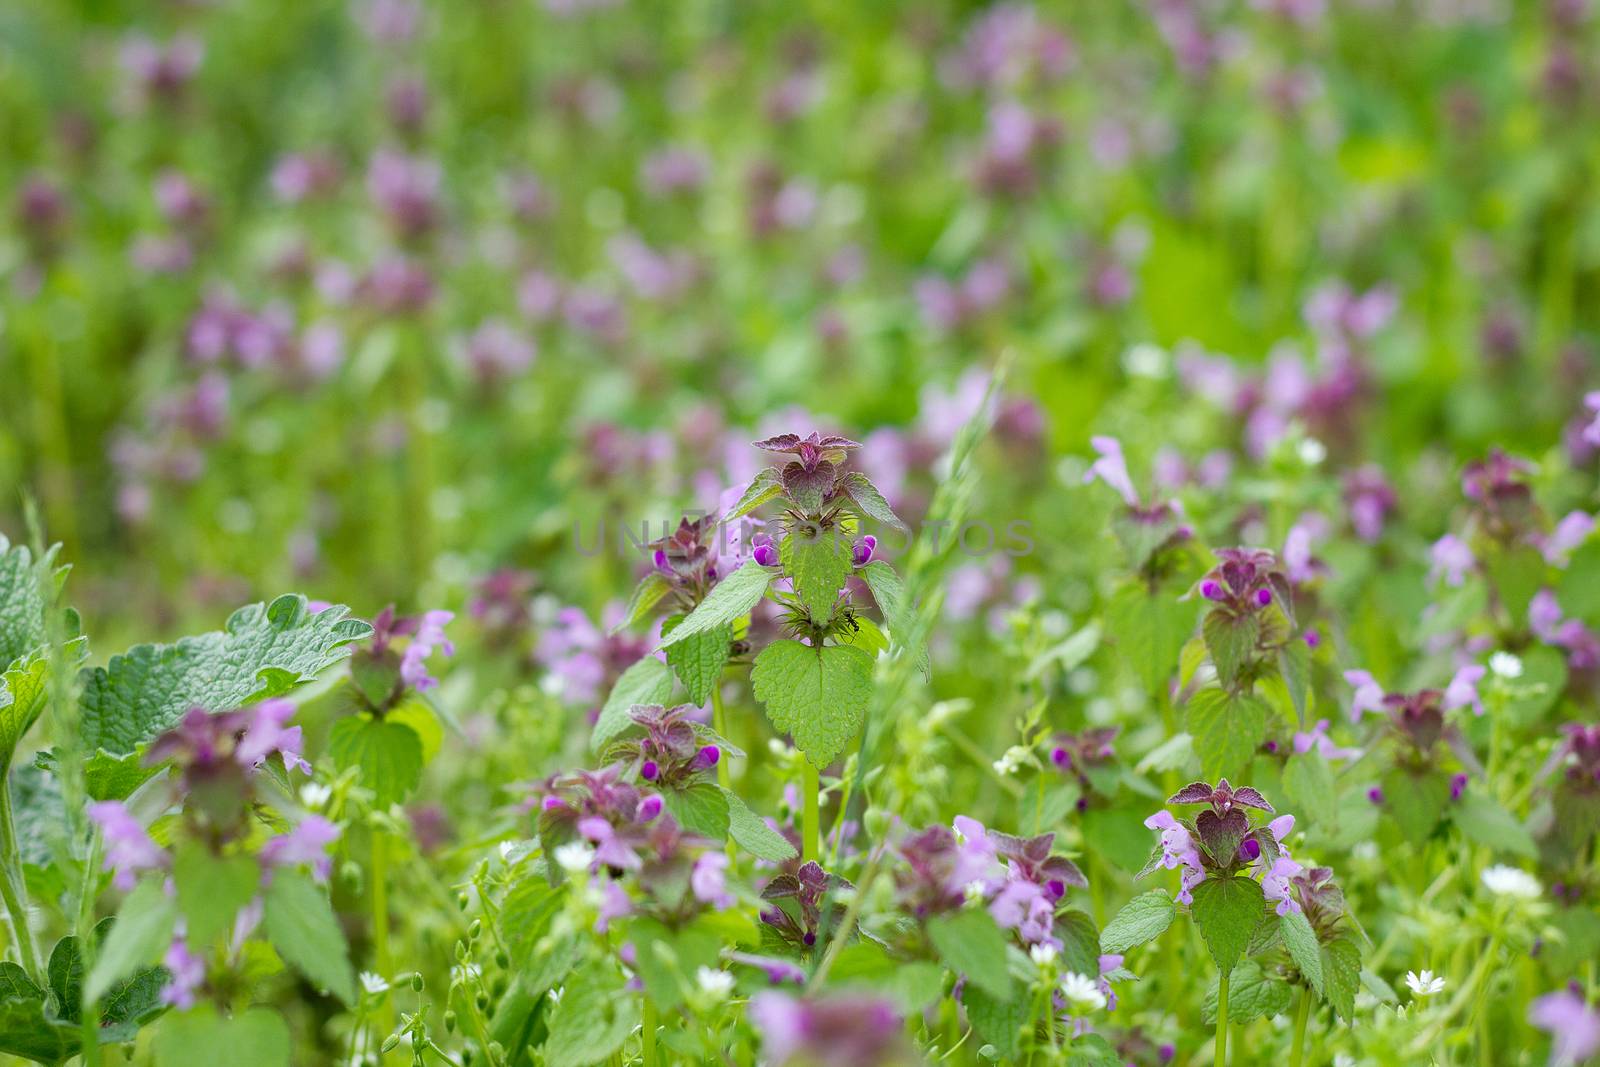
[709,686,731,792]
[77,831,104,1067]
[1290,986,1311,1067]
[802,762,820,863]
[642,999,658,1067]
[1215,971,1229,1067]
[0,771,42,981]
[371,831,392,976]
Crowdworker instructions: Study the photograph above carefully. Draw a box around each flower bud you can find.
[1255,587,1273,607]
[753,542,779,567]
[638,794,663,822]
[640,759,659,781]
[1201,580,1225,601]
[851,535,877,566]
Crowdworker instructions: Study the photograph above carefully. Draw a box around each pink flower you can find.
[1529,986,1600,1066]
[691,852,735,910]
[1084,436,1139,507]
[88,801,166,891]
[595,881,632,933]
[1544,511,1595,567]
[160,938,205,1009]
[400,610,454,691]
[1443,664,1486,716]
[1430,534,1475,587]
[1344,669,1387,722]
[260,816,341,882]
[1261,856,1304,916]
[1292,719,1360,763]
[235,698,310,774]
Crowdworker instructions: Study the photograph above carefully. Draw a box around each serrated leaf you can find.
[750,640,874,767]
[1382,766,1449,846]
[611,573,672,635]
[86,879,178,1003]
[79,594,371,757]
[263,869,357,1006]
[926,909,1013,1000]
[839,472,907,531]
[48,922,167,1044]
[1203,610,1259,689]
[327,715,424,806]
[1100,890,1176,954]
[781,528,852,622]
[661,782,730,839]
[662,619,731,706]
[1321,936,1362,1022]
[724,468,783,521]
[964,981,1029,1059]
[153,1005,290,1067]
[173,843,261,948]
[0,967,78,1064]
[1282,752,1336,826]
[1202,959,1293,1023]
[1056,909,1101,978]
[1189,876,1265,976]
[1277,639,1312,726]
[1109,581,1197,696]
[1453,791,1537,858]
[1280,909,1324,995]
[1185,688,1268,782]
[722,790,796,862]
[0,538,62,667]
[541,960,638,1067]
[590,656,675,751]
[657,563,773,650]
[0,653,50,773]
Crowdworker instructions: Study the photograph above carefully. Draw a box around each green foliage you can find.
[722,789,796,862]
[780,527,852,622]
[540,959,639,1067]
[1202,610,1259,689]
[1100,890,1176,955]
[152,1006,291,1067]
[1203,959,1294,1023]
[611,573,672,635]
[1186,688,1269,783]
[1279,909,1324,996]
[838,472,907,531]
[1189,876,1266,977]
[590,655,675,751]
[657,562,772,650]
[924,908,1013,1001]
[660,782,730,840]
[661,617,730,706]
[750,639,874,767]
[173,843,261,948]
[327,715,425,806]
[87,879,178,1003]
[262,870,358,1006]
[1108,581,1196,696]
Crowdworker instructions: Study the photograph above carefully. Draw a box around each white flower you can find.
[299,782,333,809]
[359,971,390,996]
[1481,865,1542,900]
[991,745,1033,777]
[1029,943,1058,969]
[962,880,988,907]
[695,966,735,1001]
[1123,343,1168,379]
[1333,1056,1355,1067]
[1405,970,1446,997]
[1489,652,1523,679]
[1059,971,1107,1013]
[1298,438,1328,466]
[553,840,595,873]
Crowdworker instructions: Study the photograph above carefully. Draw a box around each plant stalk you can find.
[802,761,820,863]
[642,999,658,1067]
[1290,986,1311,1067]
[1214,970,1229,1066]
[0,771,42,981]
[709,686,730,792]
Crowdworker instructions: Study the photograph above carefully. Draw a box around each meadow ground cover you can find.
[1,0,1599,1064]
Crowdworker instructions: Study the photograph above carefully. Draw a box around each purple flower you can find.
[1529,985,1600,1066]
[235,698,310,774]
[595,881,633,933]
[1544,511,1595,567]
[749,992,906,1067]
[1084,436,1139,506]
[88,801,166,891]
[1450,773,1470,802]
[160,937,205,1009]
[1261,855,1305,916]
[578,816,641,871]
[1443,664,1486,716]
[1532,590,1566,642]
[400,609,454,691]
[1292,719,1360,763]
[1143,811,1205,904]
[637,794,663,822]
[1344,669,1387,722]
[753,541,779,568]
[851,535,877,567]
[691,852,735,910]
[1583,392,1600,449]
[1430,534,1475,587]
[260,816,341,882]
[1367,786,1385,805]
[729,953,806,986]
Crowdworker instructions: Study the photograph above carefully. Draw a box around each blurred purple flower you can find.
[88,801,166,891]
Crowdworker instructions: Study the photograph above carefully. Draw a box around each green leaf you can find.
[660,782,730,840]
[1082,806,1157,874]
[1202,959,1294,1023]
[0,966,77,1064]
[326,715,424,806]
[153,1005,291,1067]
[1382,766,1450,845]
[78,594,370,757]
[86,879,178,1004]
[0,538,64,667]
[1202,610,1259,688]
[858,560,904,621]
[590,656,675,751]
[925,909,1013,1001]
[1185,688,1268,782]
[722,790,796,862]
[0,653,50,773]
[826,943,944,1014]
[1453,791,1537,858]
[1276,639,1312,727]
[610,573,672,635]
[626,916,721,1012]
[1189,876,1265,976]
[1282,752,1336,825]
[173,843,261,948]
[724,468,783,521]
[1065,1033,1123,1067]
[1279,909,1324,996]
[1321,936,1362,1022]
[47,924,166,1044]
[657,563,773,650]
[1484,544,1546,624]
[839,472,907,531]
[750,640,874,767]
[1100,890,1176,954]
[541,959,639,1067]
[662,619,731,706]
[263,869,357,1006]
[1108,581,1197,696]
[963,981,1029,1059]
[781,527,852,622]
